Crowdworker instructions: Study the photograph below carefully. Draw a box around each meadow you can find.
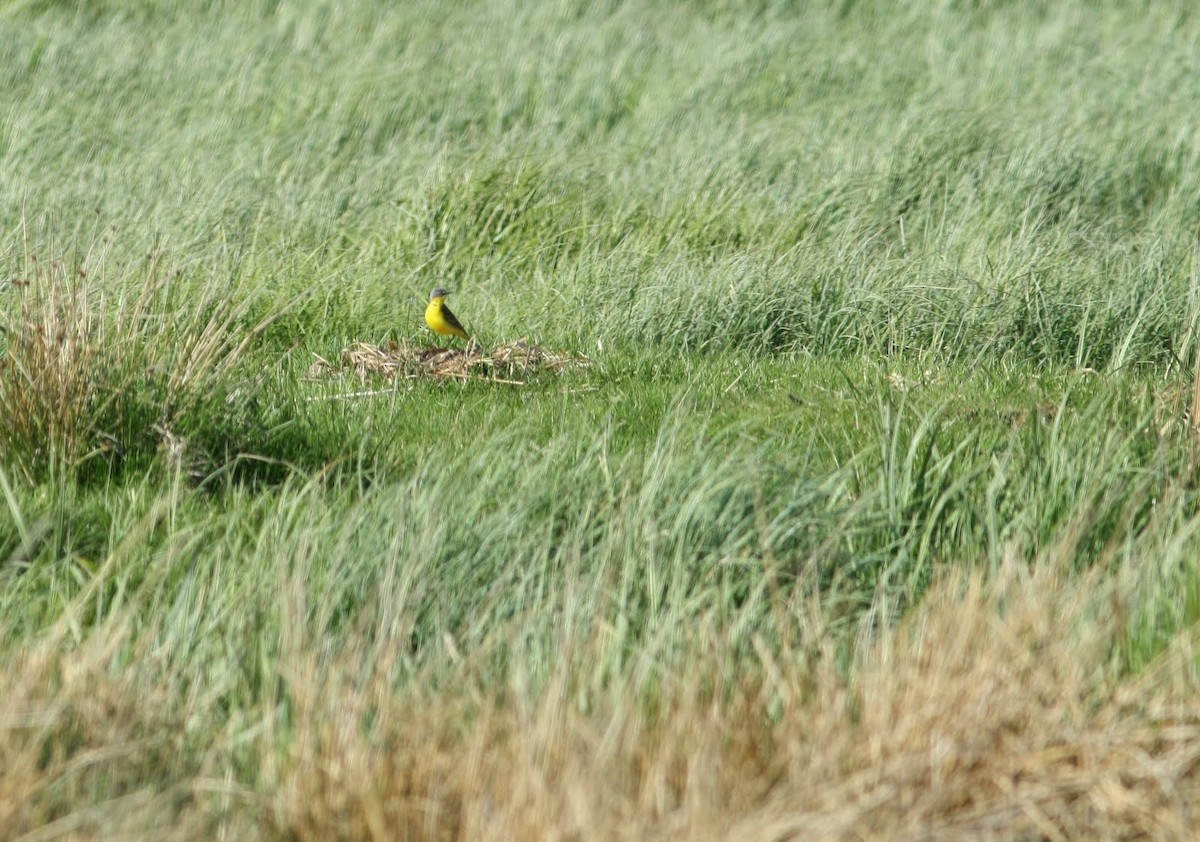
[3,0,1200,838]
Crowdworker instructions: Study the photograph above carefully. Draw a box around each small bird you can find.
[424,287,470,343]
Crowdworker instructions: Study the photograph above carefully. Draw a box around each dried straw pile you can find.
[307,339,589,385]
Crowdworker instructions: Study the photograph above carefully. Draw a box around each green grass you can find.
[4,0,1200,837]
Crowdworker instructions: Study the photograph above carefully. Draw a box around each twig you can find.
[305,388,408,402]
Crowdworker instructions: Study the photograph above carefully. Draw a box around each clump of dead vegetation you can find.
[306,339,589,386]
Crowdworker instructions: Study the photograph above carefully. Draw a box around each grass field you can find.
[4,0,1200,838]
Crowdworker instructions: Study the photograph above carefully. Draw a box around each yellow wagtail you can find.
[425,287,470,342]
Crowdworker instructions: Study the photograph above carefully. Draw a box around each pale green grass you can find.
[3,0,1200,837]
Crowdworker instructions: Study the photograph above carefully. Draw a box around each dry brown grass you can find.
[269,561,1200,841]
[5,559,1199,840]
[0,637,207,840]
[0,239,298,482]
[307,339,590,387]
[1192,361,1200,440]
[0,256,111,481]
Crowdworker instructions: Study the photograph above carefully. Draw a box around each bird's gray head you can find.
[429,287,452,300]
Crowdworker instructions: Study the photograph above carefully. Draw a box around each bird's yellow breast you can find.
[425,296,470,339]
